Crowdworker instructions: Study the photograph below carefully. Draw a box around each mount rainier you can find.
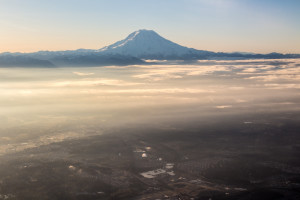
[0,29,299,67]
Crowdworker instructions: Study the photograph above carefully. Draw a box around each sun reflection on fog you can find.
[0,59,300,154]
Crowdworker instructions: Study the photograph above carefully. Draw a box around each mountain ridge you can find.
[98,29,206,59]
[0,29,299,67]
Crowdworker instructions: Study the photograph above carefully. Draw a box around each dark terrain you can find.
[0,111,299,200]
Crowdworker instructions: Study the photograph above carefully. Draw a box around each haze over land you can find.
[0,29,300,199]
[1,58,300,199]
[1,0,300,199]
[1,59,300,154]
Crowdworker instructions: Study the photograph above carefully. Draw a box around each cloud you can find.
[215,105,232,109]
[73,72,95,76]
[264,84,300,89]
[79,88,215,94]
[132,65,230,81]
[51,78,142,87]
[246,75,300,82]
[242,68,258,73]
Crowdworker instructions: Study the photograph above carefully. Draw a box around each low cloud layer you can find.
[0,59,299,154]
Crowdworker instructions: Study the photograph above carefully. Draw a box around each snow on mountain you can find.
[2,29,299,67]
[98,29,200,58]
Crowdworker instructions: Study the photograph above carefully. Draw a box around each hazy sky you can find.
[0,0,300,53]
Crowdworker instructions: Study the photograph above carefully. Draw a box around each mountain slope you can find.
[99,29,212,59]
[1,29,299,67]
[0,54,55,67]
[98,30,300,60]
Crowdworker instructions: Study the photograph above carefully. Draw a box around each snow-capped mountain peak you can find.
[98,29,196,58]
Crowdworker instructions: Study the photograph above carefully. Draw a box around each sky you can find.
[0,0,300,54]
